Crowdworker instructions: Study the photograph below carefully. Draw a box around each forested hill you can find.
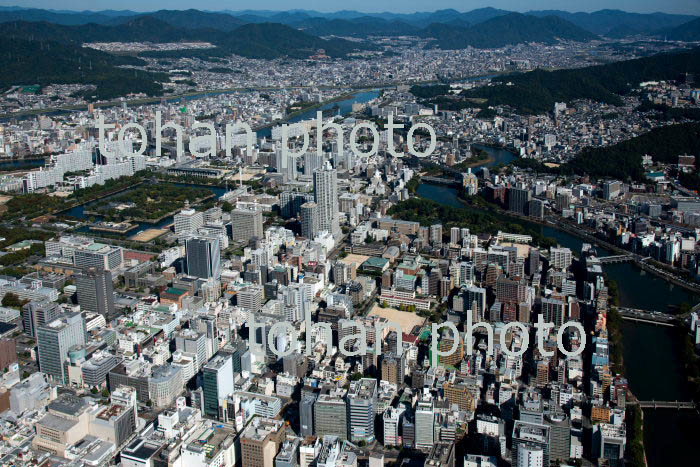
[463,47,700,114]
[1,18,371,59]
[565,123,700,181]
[419,13,598,49]
[0,36,167,100]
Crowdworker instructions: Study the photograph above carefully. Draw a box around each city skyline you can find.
[1,1,699,466]
[1,0,700,15]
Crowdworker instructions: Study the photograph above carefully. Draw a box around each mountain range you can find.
[2,17,372,59]
[0,8,610,59]
[2,6,699,101]
[0,6,697,39]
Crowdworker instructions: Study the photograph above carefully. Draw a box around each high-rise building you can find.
[280,191,314,218]
[516,444,544,467]
[549,247,572,270]
[512,421,550,467]
[430,224,443,245]
[202,353,234,419]
[240,417,286,467]
[300,202,319,239]
[175,330,209,371]
[383,406,404,447]
[603,180,622,200]
[313,162,340,237]
[415,398,435,451]
[174,207,204,242]
[347,378,377,443]
[593,423,626,466]
[541,297,567,327]
[546,413,572,464]
[76,267,115,316]
[304,151,324,176]
[22,300,61,338]
[231,208,264,242]
[381,352,405,385]
[508,188,531,216]
[186,236,221,279]
[300,392,317,437]
[450,227,461,245]
[314,394,348,440]
[37,312,86,384]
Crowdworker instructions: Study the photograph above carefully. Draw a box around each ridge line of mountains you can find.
[1,6,699,103]
[0,6,698,43]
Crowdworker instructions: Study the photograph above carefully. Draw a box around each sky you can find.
[1,0,699,15]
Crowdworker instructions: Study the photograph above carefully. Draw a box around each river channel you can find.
[416,146,700,467]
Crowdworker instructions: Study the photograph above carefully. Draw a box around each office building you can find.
[300,392,317,437]
[175,330,209,371]
[240,417,286,467]
[231,208,264,242]
[547,414,572,464]
[81,351,118,388]
[593,423,626,466]
[512,421,550,467]
[76,267,115,316]
[22,300,61,338]
[37,312,86,384]
[32,394,91,457]
[72,242,124,271]
[517,445,544,467]
[314,394,348,440]
[186,236,221,279]
[174,208,204,241]
[202,353,234,418]
[347,378,377,443]
[415,399,435,451]
[383,406,404,447]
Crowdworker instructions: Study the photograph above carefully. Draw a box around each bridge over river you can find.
[633,400,697,410]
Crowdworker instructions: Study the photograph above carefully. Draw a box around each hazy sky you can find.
[1,0,699,15]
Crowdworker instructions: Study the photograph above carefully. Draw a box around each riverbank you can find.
[252,91,360,133]
[0,72,504,121]
[432,178,700,297]
[452,154,495,170]
[415,179,698,467]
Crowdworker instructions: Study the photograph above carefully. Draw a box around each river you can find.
[415,146,699,466]
[0,158,45,170]
[256,89,380,138]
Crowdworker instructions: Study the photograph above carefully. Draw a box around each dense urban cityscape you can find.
[0,2,700,467]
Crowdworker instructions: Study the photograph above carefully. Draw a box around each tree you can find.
[1,292,26,309]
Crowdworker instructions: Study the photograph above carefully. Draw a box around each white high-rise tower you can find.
[313,161,340,238]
